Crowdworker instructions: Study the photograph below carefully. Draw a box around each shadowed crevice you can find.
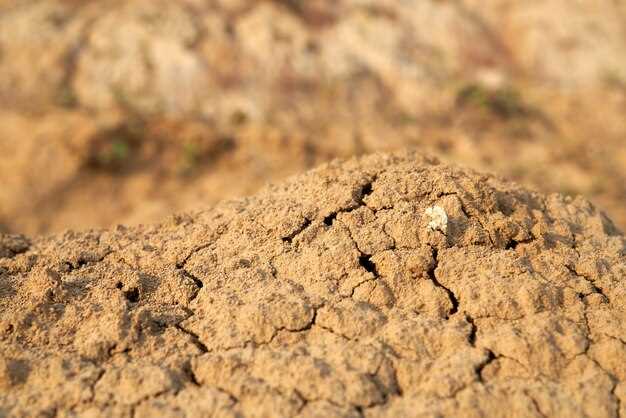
[282,218,312,243]
[427,248,459,318]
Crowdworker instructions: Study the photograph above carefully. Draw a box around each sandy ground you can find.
[0,0,624,235]
[2,3,626,416]
[2,152,625,417]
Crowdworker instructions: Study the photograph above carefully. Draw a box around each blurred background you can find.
[0,0,624,235]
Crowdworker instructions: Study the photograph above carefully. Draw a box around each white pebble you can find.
[425,205,448,234]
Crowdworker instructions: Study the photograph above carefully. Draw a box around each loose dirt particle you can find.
[0,151,624,417]
[425,205,448,234]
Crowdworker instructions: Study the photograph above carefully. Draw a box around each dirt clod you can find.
[0,152,624,417]
[0,234,30,259]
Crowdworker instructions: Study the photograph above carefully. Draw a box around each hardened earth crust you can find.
[1,151,625,417]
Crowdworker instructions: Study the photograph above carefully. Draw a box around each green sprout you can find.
[456,83,529,119]
[94,137,133,170]
[110,139,131,161]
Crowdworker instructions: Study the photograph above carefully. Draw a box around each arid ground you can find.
[2,152,626,417]
[0,0,624,234]
[1,2,626,417]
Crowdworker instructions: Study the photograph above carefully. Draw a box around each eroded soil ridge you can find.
[1,152,625,417]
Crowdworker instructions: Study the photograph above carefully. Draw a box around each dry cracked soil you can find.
[1,0,626,235]
[1,152,625,417]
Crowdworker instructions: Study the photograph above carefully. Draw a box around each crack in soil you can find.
[427,247,459,318]
[175,324,209,353]
[282,217,312,243]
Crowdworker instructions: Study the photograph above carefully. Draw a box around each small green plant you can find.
[88,121,145,173]
[96,138,131,167]
[110,139,131,161]
[456,83,529,119]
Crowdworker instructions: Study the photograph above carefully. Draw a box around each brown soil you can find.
[1,152,625,417]
[1,0,625,235]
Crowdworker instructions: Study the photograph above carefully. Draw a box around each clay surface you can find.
[1,152,625,417]
[1,0,626,235]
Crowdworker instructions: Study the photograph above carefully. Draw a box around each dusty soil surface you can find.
[0,0,625,234]
[1,152,625,417]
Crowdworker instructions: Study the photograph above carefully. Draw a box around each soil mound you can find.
[1,152,625,417]
[2,0,626,235]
